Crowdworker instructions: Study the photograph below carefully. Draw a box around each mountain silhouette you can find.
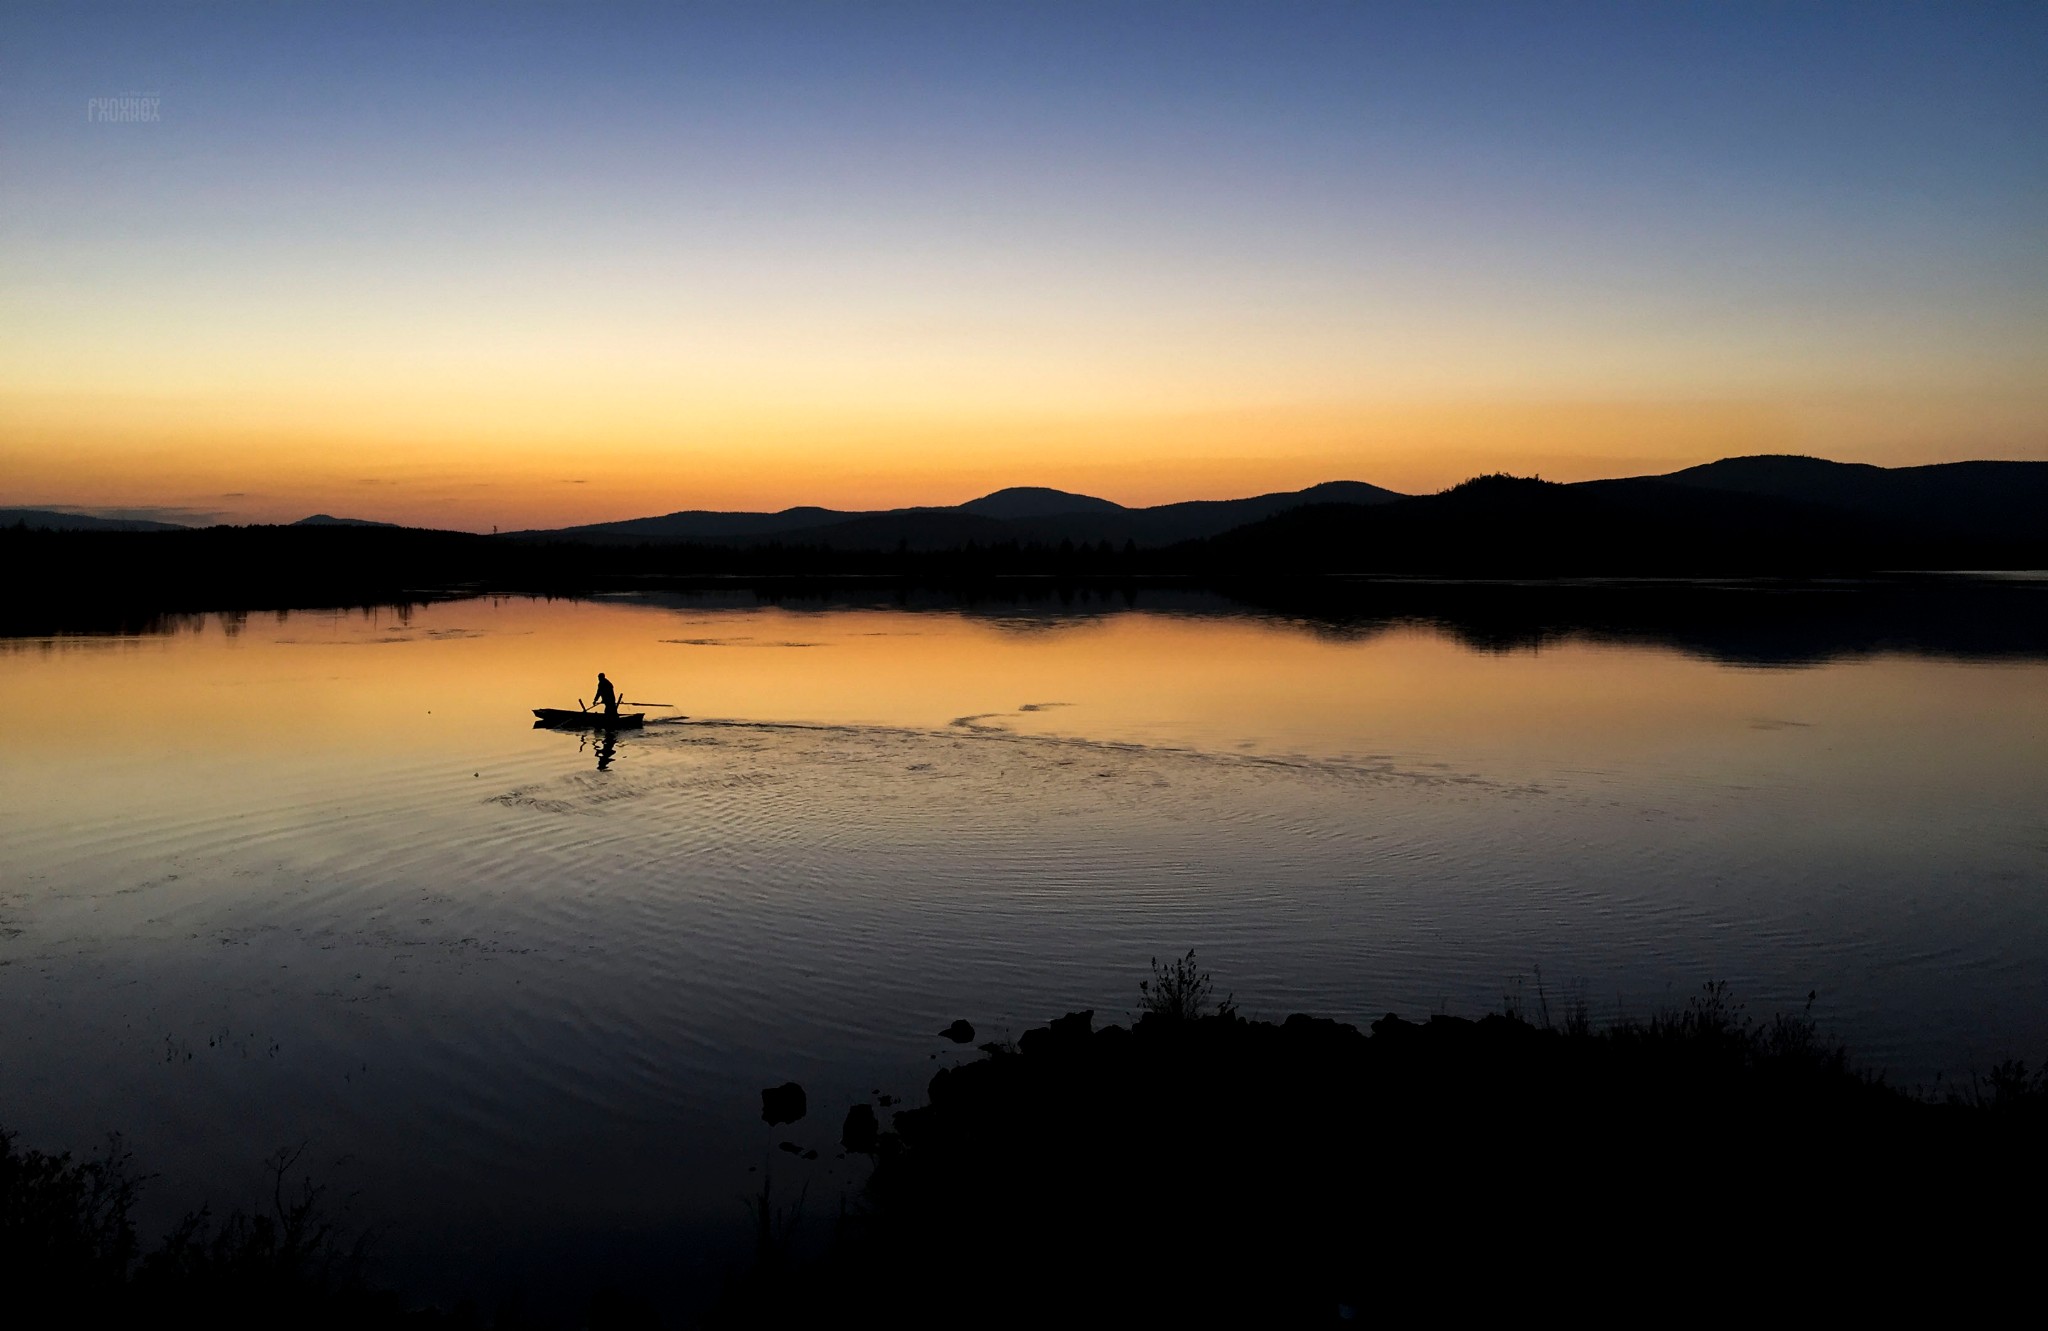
[1653,455,2047,543]
[957,487,1126,519]
[771,509,1019,551]
[502,457,2043,568]
[292,513,402,529]
[13,457,2042,597]
[0,508,190,533]
[1200,463,2046,575]
[507,480,1408,548]
[511,504,860,544]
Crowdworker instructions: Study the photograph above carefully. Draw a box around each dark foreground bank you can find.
[719,976,2046,1325]
[7,977,2044,1327]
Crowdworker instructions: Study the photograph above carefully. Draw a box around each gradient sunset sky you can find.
[4,1,2044,531]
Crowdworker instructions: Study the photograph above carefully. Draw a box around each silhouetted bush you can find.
[1136,949,1235,1022]
[1960,1058,2048,1112]
[0,1134,409,1326]
[129,1147,382,1323]
[0,1130,142,1304]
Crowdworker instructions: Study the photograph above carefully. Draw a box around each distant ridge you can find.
[293,514,403,528]
[507,480,1409,549]
[496,457,2045,563]
[1203,459,2047,575]
[9,456,2046,623]
[16,455,2043,575]
[0,508,190,533]
[1652,455,2048,541]
[958,487,1126,520]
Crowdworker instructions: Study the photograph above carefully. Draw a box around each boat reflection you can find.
[531,718,626,770]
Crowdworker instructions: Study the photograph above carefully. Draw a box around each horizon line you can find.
[12,451,2046,536]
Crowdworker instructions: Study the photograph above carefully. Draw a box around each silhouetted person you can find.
[594,671,619,718]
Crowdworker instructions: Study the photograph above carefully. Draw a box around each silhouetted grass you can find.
[0,1133,413,1326]
[0,1130,142,1302]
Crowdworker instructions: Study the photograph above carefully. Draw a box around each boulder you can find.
[941,1019,977,1044]
[1018,1009,1094,1059]
[761,1081,807,1125]
[843,1103,880,1153]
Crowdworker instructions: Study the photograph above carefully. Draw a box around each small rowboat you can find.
[533,708,645,730]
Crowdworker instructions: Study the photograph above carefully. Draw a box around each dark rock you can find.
[1282,1013,1368,1056]
[1018,1009,1094,1059]
[802,1149,818,1160]
[941,1019,976,1043]
[778,1141,802,1155]
[878,1093,896,1107]
[843,1103,880,1152]
[1423,1014,1479,1048]
[761,1081,807,1125]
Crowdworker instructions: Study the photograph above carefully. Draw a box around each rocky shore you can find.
[724,985,2044,1325]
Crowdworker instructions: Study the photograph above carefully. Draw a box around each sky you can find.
[2,1,2044,531]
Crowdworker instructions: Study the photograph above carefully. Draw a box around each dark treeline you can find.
[7,521,2045,667]
[3,525,532,632]
[9,459,2046,629]
[0,524,1165,631]
[6,478,2047,654]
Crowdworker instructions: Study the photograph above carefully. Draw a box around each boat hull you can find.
[533,708,645,729]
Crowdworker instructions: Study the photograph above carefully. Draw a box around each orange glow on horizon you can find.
[7,389,2040,531]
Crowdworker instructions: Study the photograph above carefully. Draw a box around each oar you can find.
[623,700,676,708]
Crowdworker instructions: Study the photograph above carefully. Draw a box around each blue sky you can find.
[3,2,2043,526]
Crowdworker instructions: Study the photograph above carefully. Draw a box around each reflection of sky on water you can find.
[0,592,2044,1313]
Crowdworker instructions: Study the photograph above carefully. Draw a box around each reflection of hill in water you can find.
[621,576,2048,667]
[1217,576,2048,667]
[5,576,2043,667]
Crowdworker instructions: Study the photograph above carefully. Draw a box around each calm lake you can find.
[3,584,2045,1310]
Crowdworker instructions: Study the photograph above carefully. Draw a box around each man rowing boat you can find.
[594,671,620,718]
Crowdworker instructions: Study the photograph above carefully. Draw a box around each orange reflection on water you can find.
[3,596,2043,816]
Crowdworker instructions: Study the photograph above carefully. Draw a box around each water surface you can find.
[2,588,2043,1309]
